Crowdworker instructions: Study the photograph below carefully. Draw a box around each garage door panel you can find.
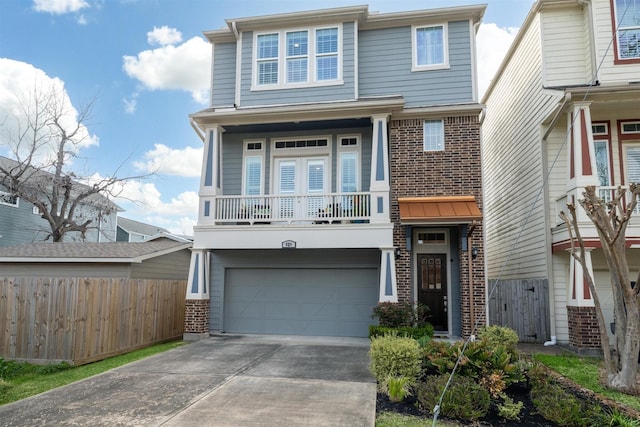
[224,268,378,337]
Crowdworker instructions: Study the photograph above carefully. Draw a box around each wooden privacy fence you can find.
[0,277,187,365]
[488,279,550,344]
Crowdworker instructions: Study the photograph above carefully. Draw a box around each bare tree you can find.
[561,185,640,391]
[0,83,143,242]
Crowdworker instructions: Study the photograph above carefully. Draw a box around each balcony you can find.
[208,192,372,225]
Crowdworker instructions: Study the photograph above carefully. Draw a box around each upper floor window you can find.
[0,190,19,207]
[338,135,361,193]
[613,0,640,62]
[423,120,445,151]
[412,24,449,71]
[254,25,341,89]
[243,140,265,196]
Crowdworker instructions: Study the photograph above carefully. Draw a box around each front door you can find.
[417,254,448,332]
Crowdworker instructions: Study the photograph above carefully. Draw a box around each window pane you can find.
[287,31,308,56]
[615,0,640,59]
[594,141,610,186]
[258,34,278,59]
[287,58,308,83]
[307,161,324,193]
[316,28,338,54]
[416,26,444,66]
[317,55,337,80]
[279,163,296,194]
[341,152,357,192]
[424,120,444,151]
[258,61,278,84]
[626,147,640,183]
[245,156,262,195]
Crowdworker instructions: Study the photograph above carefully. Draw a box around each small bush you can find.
[368,325,434,340]
[497,393,523,421]
[607,409,640,427]
[36,362,71,375]
[477,325,520,355]
[383,375,413,403]
[0,359,29,380]
[531,380,603,426]
[372,302,430,328]
[416,374,490,421]
[369,335,421,385]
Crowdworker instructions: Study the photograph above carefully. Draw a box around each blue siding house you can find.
[185,5,486,339]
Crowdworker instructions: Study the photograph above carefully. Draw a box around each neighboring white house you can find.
[116,217,170,242]
[482,0,640,349]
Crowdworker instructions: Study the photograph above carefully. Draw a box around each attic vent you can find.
[622,122,640,134]
[274,139,328,149]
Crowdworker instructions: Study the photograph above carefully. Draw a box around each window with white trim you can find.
[423,120,445,151]
[242,140,264,195]
[0,190,18,207]
[613,0,640,60]
[625,144,640,183]
[592,122,612,186]
[254,25,341,88]
[622,121,640,134]
[338,135,360,193]
[412,24,448,71]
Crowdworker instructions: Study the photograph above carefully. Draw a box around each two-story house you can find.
[482,0,640,349]
[0,155,119,246]
[184,4,486,339]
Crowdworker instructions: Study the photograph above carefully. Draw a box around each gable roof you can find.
[117,217,169,237]
[0,239,192,263]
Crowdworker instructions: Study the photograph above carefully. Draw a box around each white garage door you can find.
[224,268,378,337]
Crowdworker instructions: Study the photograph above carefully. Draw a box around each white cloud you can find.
[147,26,183,47]
[113,179,198,235]
[123,96,137,114]
[0,58,99,163]
[122,36,210,104]
[134,144,203,177]
[477,23,519,99]
[32,0,89,14]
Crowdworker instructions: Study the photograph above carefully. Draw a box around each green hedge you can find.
[368,324,434,340]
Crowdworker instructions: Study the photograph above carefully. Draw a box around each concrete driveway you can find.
[0,335,376,426]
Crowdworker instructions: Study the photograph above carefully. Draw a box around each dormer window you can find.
[254,25,342,89]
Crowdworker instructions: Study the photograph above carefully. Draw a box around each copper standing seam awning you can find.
[398,196,482,224]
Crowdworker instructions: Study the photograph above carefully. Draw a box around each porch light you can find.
[472,247,478,260]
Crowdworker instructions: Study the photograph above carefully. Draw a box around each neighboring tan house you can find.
[0,236,192,279]
[184,4,486,339]
[116,217,170,242]
[0,155,120,246]
[482,0,640,349]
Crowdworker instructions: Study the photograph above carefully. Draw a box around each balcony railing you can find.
[213,192,371,225]
[555,186,640,225]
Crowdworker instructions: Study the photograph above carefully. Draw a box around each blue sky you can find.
[0,0,534,235]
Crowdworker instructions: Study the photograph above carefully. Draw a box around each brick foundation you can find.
[389,115,484,337]
[184,299,210,334]
[567,305,601,349]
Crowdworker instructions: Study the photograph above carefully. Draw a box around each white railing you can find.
[214,192,371,225]
[556,186,640,225]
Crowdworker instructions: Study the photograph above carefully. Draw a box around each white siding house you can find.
[483,0,640,349]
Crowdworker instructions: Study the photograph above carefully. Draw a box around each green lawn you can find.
[534,353,640,412]
[0,341,184,406]
[376,412,456,426]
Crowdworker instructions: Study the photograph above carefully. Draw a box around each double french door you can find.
[275,157,327,219]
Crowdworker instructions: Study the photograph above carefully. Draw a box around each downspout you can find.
[578,0,598,84]
[190,118,205,142]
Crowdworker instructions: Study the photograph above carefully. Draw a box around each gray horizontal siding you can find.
[212,42,237,107]
[0,263,131,277]
[238,22,356,107]
[221,126,372,196]
[130,250,191,280]
[359,20,473,106]
[209,248,380,332]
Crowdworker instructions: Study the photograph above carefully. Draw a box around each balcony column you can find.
[566,102,599,221]
[370,114,391,224]
[199,124,224,224]
[566,248,600,349]
[379,247,398,302]
[184,249,210,341]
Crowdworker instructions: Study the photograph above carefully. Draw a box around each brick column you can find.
[184,249,210,341]
[567,306,601,350]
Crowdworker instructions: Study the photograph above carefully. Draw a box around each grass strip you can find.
[534,353,640,411]
[0,341,184,405]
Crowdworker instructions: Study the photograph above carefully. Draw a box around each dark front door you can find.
[417,254,448,332]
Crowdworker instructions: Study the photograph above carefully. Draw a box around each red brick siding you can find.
[184,299,210,334]
[567,305,601,349]
[389,115,484,337]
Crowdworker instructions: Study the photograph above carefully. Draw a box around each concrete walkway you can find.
[0,335,376,426]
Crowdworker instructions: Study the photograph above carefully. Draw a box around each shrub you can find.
[497,393,523,421]
[382,375,413,403]
[369,335,422,385]
[372,302,430,328]
[368,325,434,340]
[0,358,29,380]
[36,362,71,375]
[416,374,490,421]
[477,325,520,355]
[530,380,604,426]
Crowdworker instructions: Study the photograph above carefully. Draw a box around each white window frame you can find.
[623,143,640,184]
[242,140,265,196]
[252,24,343,90]
[0,190,19,207]
[621,121,640,135]
[613,0,640,61]
[423,120,445,152]
[270,135,332,195]
[594,139,612,186]
[411,23,449,72]
[337,134,361,193]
